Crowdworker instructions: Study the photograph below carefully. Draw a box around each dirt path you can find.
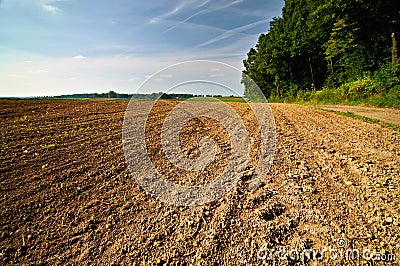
[1,100,399,265]
[314,104,400,126]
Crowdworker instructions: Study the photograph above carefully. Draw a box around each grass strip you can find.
[320,109,400,131]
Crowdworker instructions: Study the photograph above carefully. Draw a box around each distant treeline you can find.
[46,91,223,100]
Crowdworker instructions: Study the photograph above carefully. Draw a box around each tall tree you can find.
[324,18,364,86]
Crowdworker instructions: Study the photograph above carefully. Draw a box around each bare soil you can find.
[1,100,399,265]
[314,105,400,127]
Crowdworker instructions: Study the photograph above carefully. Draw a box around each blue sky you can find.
[0,0,284,97]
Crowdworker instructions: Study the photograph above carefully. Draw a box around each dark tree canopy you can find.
[243,0,399,100]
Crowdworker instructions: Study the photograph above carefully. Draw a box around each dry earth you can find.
[1,100,399,265]
[314,105,400,127]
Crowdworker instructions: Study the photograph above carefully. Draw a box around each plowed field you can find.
[1,100,399,265]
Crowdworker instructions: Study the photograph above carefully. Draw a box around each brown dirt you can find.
[314,105,400,127]
[1,100,399,265]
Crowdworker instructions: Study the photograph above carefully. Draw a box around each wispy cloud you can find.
[194,0,212,9]
[149,1,186,24]
[163,9,206,33]
[0,0,282,97]
[220,0,245,9]
[197,19,267,47]
[1,0,62,11]
[163,0,246,33]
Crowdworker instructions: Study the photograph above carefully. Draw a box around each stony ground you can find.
[1,99,399,265]
[314,104,400,127]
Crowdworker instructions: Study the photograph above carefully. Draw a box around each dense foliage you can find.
[243,0,400,104]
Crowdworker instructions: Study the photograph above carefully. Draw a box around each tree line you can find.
[47,91,218,100]
[243,0,400,102]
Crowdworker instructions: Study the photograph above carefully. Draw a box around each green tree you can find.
[324,18,364,86]
[108,90,117,98]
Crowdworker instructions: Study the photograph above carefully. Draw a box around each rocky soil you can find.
[1,100,399,265]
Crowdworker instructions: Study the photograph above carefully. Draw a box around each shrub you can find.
[372,63,400,93]
[343,76,375,100]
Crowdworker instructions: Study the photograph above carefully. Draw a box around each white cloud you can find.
[72,55,86,59]
[24,60,33,63]
[149,18,159,24]
[42,4,59,13]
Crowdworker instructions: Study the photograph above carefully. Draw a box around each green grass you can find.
[299,98,400,109]
[60,98,91,101]
[216,97,247,103]
[175,97,247,103]
[322,109,400,131]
